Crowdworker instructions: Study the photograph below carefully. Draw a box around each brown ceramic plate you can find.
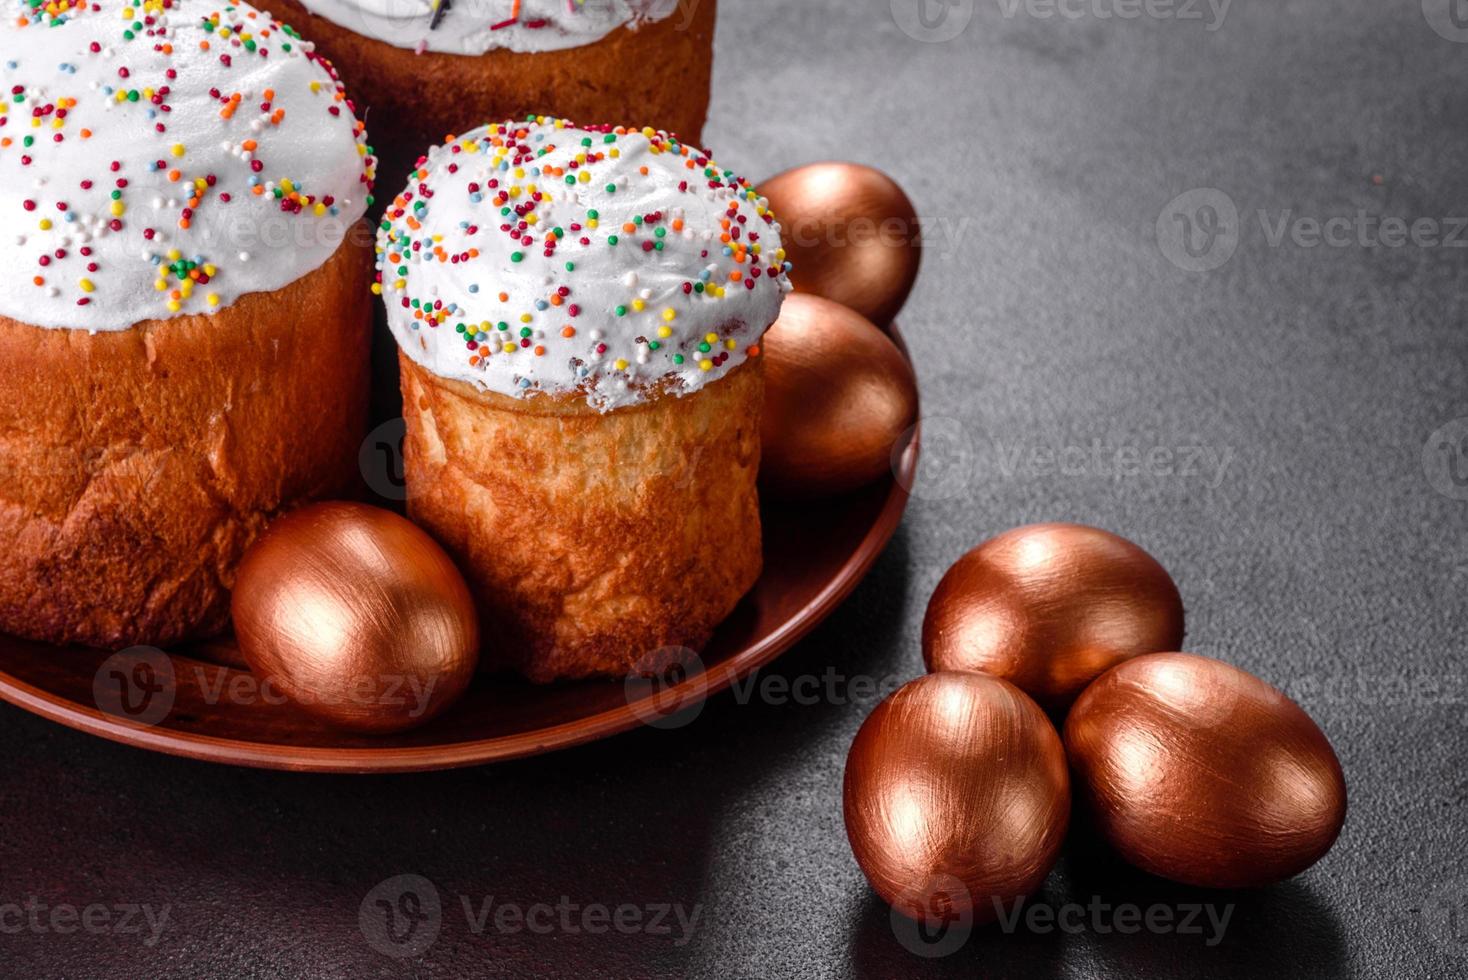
[0,329,919,773]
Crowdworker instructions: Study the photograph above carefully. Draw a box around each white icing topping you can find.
[295,0,678,56]
[0,0,376,330]
[376,118,791,412]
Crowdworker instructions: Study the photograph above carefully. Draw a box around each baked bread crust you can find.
[0,235,374,649]
[255,0,715,188]
[399,350,763,682]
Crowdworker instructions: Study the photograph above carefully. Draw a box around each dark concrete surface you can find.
[2,0,1466,976]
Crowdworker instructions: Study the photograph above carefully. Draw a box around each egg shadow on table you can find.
[1056,822,1349,977]
[848,885,1069,980]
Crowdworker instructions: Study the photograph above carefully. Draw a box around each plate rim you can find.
[0,325,920,773]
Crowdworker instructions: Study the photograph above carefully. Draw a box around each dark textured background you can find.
[3,0,1466,976]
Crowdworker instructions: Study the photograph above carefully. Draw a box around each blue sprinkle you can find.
[467,284,479,293]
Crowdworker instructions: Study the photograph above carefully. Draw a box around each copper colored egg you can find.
[232,502,479,734]
[923,523,1185,712]
[1065,652,1347,889]
[760,293,918,499]
[843,672,1070,925]
[761,162,921,326]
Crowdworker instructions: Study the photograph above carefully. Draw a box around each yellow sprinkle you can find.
[170,143,185,158]
[631,299,646,312]
[207,293,220,306]
[725,339,737,350]
[663,308,677,322]
[614,359,629,371]
[78,278,94,293]
[657,326,672,339]
[704,333,718,344]
[154,279,167,292]
[520,313,533,324]
[370,283,383,295]
[203,264,217,277]
[109,201,125,217]
[699,359,714,372]
[37,219,51,231]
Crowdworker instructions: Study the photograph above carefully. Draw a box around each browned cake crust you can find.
[0,235,374,650]
[399,351,763,682]
[254,0,716,189]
